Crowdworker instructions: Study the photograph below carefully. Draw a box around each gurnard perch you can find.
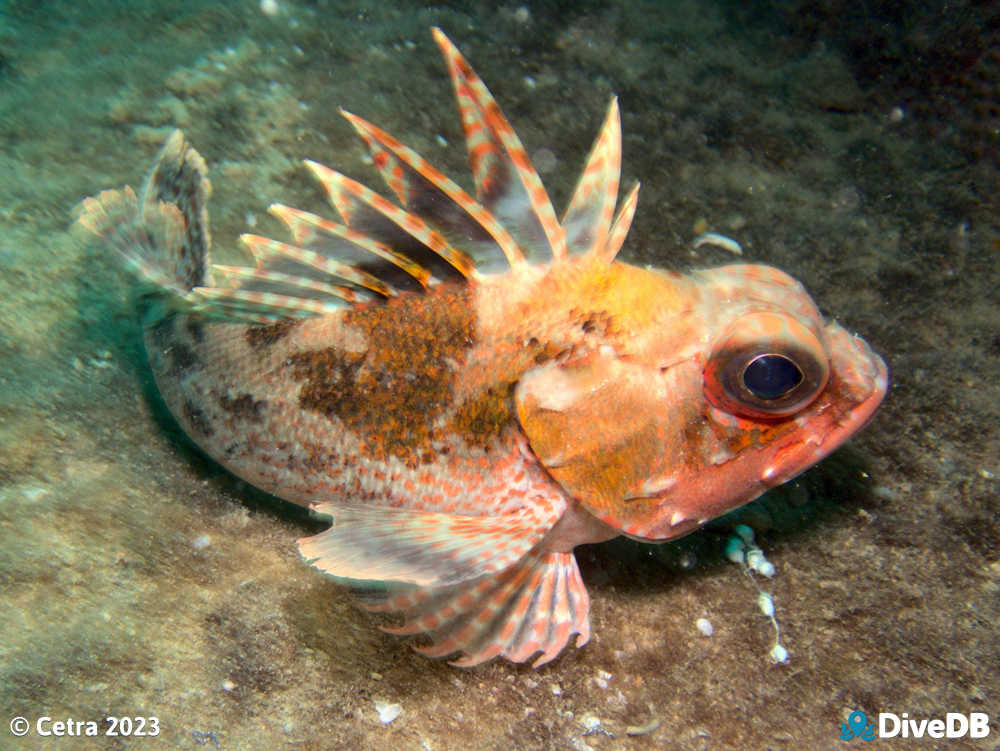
[76,29,887,667]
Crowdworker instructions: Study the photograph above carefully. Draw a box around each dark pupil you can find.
[742,354,803,400]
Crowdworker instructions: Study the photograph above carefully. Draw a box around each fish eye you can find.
[703,313,829,419]
[741,353,803,400]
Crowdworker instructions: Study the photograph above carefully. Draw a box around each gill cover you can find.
[514,348,677,536]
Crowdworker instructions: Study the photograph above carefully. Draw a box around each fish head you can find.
[515,262,888,542]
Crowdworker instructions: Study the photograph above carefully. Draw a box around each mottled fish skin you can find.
[75,28,888,667]
[144,284,562,517]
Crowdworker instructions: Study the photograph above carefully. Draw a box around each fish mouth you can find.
[820,321,889,441]
[759,320,888,488]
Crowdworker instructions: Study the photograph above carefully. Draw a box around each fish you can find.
[74,28,888,667]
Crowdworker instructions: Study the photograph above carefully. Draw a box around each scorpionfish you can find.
[76,29,887,667]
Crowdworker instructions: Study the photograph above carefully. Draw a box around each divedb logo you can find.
[840,710,992,741]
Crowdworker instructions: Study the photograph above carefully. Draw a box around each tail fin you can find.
[74,130,211,299]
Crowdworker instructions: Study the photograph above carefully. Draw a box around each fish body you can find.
[76,29,887,666]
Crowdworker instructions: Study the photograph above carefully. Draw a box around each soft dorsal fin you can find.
[433,27,568,263]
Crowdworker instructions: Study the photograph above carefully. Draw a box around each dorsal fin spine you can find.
[432,27,569,263]
[562,98,622,257]
[341,109,527,269]
[303,160,477,280]
[595,181,640,265]
[269,202,430,288]
[238,233,396,297]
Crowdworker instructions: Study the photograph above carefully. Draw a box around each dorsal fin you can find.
[237,234,396,296]
[79,31,642,327]
[268,204,430,288]
[303,160,478,281]
[563,98,622,257]
[432,27,568,263]
[341,109,526,271]
[596,181,640,265]
[74,131,211,298]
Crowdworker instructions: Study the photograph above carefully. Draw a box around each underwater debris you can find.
[725,524,788,663]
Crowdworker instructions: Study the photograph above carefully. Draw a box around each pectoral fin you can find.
[362,550,590,667]
[298,497,564,588]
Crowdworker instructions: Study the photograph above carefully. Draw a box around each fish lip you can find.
[823,321,890,420]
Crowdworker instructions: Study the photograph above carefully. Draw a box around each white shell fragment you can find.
[693,231,743,255]
[769,644,789,663]
[374,700,402,724]
[696,617,714,636]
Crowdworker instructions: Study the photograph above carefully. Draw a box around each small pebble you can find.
[22,487,48,502]
[625,718,661,736]
[696,617,714,636]
[580,713,601,733]
[374,700,402,724]
[725,536,746,564]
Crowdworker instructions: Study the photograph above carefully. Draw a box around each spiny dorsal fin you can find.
[303,159,478,280]
[563,98,622,258]
[597,181,640,265]
[237,234,396,296]
[268,204,430,288]
[79,32,643,327]
[433,27,569,263]
[341,109,527,271]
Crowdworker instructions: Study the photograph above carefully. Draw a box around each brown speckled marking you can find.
[185,320,205,343]
[446,383,515,450]
[215,391,267,423]
[289,285,477,467]
[182,400,214,438]
[149,317,202,378]
[245,318,301,349]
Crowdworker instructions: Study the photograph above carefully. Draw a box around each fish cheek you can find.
[514,356,675,535]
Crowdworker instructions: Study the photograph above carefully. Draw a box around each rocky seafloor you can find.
[1,1,997,749]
